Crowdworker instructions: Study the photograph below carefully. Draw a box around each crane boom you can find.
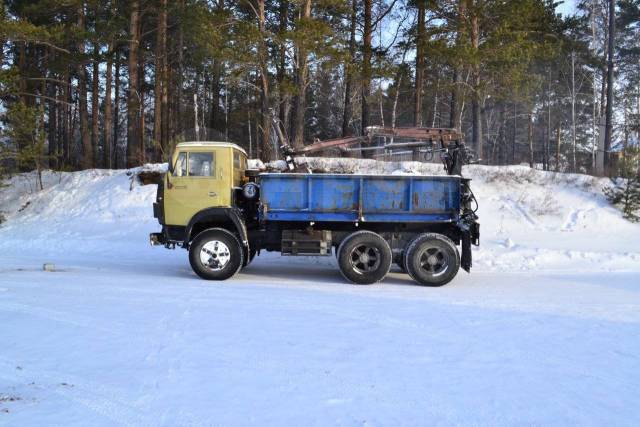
[282,126,472,175]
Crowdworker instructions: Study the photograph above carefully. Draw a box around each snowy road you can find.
[1,251,640,426]
[2,166,640,425]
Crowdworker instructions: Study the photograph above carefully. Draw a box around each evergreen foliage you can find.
[604,149,640,222]
[0,0,638,175]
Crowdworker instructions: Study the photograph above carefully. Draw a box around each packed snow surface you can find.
[1,161,639,426]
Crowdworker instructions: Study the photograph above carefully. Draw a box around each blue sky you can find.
[556,0,578,16]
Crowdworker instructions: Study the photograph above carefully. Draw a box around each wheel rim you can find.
[349,244,381,275]
[200,240,231,271]
[418,246,449,277]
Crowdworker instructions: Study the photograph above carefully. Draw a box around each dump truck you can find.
[150,129,480,286]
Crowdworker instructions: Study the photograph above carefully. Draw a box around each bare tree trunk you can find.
[450,70,460,129]
[470,3,482,160]
[126,0,141,167]
[292,0,311,149]
[209,60,219,129]
[378,83,385,128]
[0,10,4,66]
[247,108,253,158]
[342,0,357,136]
[472,98,482,160]
[528,110,534,168]
[603,0,615,171]
[63,68,71,167]
[622,98,629,163]
[71,96,79,167]
[47,53,58,169]
[599,2,608,170]
[258,0,272,161]
[18,42,27,105]
[139,56,146,164]
[104,46,113,168]
[571,51,577,172]
[154,0,168,159]
[590,0,599,170]
[361,0,372,133]
[545,70,551,171]
[512,102,517,163]
[414,0,426,127]
[450,2,466,130]
[499,103,507,164]
[175,0,185,138]
[556,121,561,171]
[56,82,64,166]
[392,75,402,131]
[91,45,100,166]
[277,0,289,133]
[77,3,92,169]
[161,59,169,156]
[113,55,121,168]
[37,55,47,188]
[431,76,439,127]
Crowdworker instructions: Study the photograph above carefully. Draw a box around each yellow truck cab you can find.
[151,141,254,274]
[160,142,247,226]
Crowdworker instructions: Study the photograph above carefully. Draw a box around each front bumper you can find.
[153,202,163,221]
[149,232,165,246]
[459,219,479,273]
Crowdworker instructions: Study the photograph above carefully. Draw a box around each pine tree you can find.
[604,150,640,222]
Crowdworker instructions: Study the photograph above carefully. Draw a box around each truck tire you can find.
[403,233,460,287]
[189,228,244,280]
[337,231,392,285]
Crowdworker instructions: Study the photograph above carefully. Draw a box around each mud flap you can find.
[461,230,472,272]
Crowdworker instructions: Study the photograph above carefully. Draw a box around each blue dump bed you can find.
[259,173,461,223]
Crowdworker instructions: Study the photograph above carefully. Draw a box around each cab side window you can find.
[233,151,240,169]
[174,152,187,177]
[188,152,215,177]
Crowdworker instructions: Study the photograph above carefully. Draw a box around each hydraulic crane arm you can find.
[295,136,364,154]
[282,126,472,175]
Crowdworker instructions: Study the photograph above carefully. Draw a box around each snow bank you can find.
[1,160,639,272]
[0,167,158,256]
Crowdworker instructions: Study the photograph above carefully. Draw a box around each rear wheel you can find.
[337,231,392,285]
[404,233,460,287]
[189,228,244,280]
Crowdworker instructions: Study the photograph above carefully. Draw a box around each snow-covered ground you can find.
[1,163,639,426]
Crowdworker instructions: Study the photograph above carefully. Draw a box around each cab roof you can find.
[175,141,247,155]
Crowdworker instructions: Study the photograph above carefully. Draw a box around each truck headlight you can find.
[243,182,259,199]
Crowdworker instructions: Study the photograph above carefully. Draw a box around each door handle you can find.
[208,191,217,197]
[174,185,187,189]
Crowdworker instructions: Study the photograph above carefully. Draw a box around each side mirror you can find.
[168,160,174,175]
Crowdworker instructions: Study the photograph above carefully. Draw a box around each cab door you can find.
[164,149,231,226]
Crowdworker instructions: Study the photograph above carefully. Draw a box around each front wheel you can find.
[337,231,392,285]
[403,233,460,287]
[189,228,244,280]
